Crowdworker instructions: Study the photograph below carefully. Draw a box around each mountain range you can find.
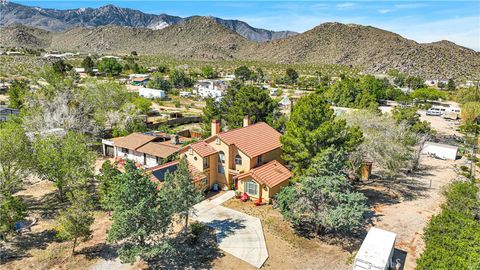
[1,2,479,79]
[0,2,297,42]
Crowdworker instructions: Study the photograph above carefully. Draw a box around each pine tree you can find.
[81,56,95,75]
[161,159,204,234]
[107,161,172,263]
[55,189,94,255]
[97,161,121,211]
[281,93,363,175]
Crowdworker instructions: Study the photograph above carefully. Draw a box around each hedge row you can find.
[416,181,480,270]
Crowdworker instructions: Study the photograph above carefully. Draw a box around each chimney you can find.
[211,119,221,136]
[170,134,179,145]
[243,115,251,127]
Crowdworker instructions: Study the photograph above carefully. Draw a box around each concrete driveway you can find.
[192,191,268,268]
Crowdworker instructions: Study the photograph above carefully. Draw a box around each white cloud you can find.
[336,2,355,9]
[394,3,428,9]
[378,9,391,14]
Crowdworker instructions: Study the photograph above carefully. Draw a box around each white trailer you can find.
[422,141,458,160]
[139,87,166,99]
[353,227,397,270]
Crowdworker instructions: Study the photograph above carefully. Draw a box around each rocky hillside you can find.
[44,17,248,60]
[0,2,296,42]
[1,18,478,79]
[240,22,480,79]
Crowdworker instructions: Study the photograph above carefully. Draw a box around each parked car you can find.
[426,109,442,116]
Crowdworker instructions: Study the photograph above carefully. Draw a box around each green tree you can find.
[108,161,172,263]
[33,132,95,200]
[7,80,28,109]
[55,189,94,255]
[234,66,253,81]
[161,159,203,233]
[277,174,368,235]
[170,70,194,89]
[201,97,222,136]
[97,58,123,76]
[132,97,152,115]
[81,56,95,75]
[405,76,425,90]
[147,75,172,91]
[97,161,121,211]
[157,64,169,73]
[201,65,218,79]
[201,83,279,131]
[392,107,433,134]
[304,147,348,177]
[281,93,363,175]
[256,68,265,83]
[0,193,27,238]
[410,88,447,102]
[285,68,298,85]
[52,60,72,74]
[447,79,456,91]
[0,121,31,195]
[225,85,279,128]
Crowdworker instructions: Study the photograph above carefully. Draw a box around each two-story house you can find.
[150,116,291,203]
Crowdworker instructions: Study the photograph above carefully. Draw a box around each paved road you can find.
[192,191,269,268]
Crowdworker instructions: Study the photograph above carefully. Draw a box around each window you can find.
[218,151,225,173]
[203,157,209,169]
[257,155,263,165]
[216,137,221,145]
[235,155,242,165]
[194,156,198,161]
[245,180,257,195]
[203,177,208,187]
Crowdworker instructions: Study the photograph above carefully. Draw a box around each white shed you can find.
[139,88,166,99]
[421,142,458,160]
[353,227,397,270]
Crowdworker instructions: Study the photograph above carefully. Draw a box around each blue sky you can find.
[15,1,480,50]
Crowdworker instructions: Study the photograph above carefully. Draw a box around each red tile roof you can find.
[180,141,218,157]
[236,160,291,188]
[214,122,282,158]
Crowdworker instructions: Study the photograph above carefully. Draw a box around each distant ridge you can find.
[1,3,479,79]
[0,2,297,42]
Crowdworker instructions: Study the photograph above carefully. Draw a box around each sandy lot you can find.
[419,110,462,136]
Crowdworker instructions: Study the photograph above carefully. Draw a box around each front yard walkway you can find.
[192,191,269,268]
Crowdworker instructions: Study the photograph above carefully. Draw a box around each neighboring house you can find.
[131,77,150,86]
[128,74,150,80]
[179,91,192,98]
[0,106,19,122]
[139,87,166,99]
[169,116,292,202]
[102,132,188,168]
[193,80,228,101]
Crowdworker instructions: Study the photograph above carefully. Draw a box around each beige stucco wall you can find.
[237,177,290,203]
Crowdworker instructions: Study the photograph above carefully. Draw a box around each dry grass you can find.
[220,198,351,270]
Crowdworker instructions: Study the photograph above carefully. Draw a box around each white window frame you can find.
[235,155,242,165]
[244,180,258,196]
